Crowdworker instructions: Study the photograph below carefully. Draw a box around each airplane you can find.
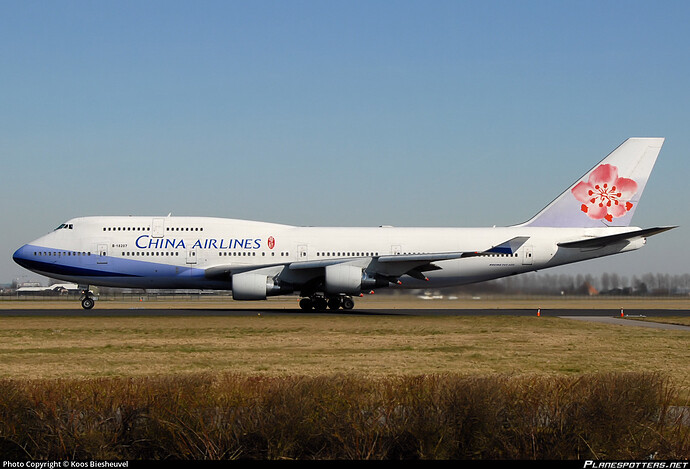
[16,282,81,294]
[13,137,675,310]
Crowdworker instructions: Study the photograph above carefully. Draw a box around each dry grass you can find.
[1,299,688,460]
[0,373,687,460]
[0,315,688,389]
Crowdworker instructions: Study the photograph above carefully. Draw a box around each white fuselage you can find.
[13,215,645,292]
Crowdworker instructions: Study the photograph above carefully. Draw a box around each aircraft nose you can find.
[13,245,32,269]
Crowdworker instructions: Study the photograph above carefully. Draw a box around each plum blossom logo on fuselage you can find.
[571,164,638,222]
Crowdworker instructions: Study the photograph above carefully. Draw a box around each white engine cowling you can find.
[325,264,362,294]
[232,272,273,300]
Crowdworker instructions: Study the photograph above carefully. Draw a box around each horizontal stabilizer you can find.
[557,226,676,249]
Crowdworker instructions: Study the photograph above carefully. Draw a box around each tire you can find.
[342,298,355,310]
[299,298,313,310]
[81,297,95,310]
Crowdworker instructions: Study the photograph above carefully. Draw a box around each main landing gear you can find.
[299,294,355,311]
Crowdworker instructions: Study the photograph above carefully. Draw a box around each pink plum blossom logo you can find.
[571,164,638,222]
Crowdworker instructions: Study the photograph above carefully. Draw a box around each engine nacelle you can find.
[232,272,275,300]
[325,264,363,295]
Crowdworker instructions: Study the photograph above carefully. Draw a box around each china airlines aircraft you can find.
[13,138,675,310]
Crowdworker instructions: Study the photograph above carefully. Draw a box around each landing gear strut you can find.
[80,286,95,310]
[299,294,355,311]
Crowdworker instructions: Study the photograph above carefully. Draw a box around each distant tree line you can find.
[8,272,690,298]
[430,272,690,296]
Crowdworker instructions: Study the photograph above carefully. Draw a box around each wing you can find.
[204,236,531,285]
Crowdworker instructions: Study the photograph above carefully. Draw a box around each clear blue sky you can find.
[2,0,689,284]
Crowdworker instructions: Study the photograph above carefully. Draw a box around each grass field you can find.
[0,297,688,459]
[0,297,688,394]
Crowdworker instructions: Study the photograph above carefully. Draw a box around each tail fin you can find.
[521,137,664,228]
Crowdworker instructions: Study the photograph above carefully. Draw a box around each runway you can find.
[0,306,685,315]
[2,306,690,331]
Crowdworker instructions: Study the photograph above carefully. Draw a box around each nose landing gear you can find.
[80,286,95,310]
[81,297,94,310]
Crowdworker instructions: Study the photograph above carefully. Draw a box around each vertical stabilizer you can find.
[521,138,664,228]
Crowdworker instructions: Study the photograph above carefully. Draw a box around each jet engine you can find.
[325,264,388,294]
[232,272,279,300]
[325,264,362,294]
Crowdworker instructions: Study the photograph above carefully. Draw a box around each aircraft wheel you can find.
[327,298,341,310]
[342,298,355,310]
[299,298,313,310]
[314,298,328,311]
[81,297,95,310]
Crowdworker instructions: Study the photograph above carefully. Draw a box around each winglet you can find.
[520,138,665,228]
[485,236,530,255]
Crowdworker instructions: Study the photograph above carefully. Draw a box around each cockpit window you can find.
[53,223,74,231]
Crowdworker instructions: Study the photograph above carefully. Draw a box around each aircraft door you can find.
[298,244,308,261]
[97,244,109,264]
[186,250,197,264]
[522,245,534,265]
[152,218,165,238]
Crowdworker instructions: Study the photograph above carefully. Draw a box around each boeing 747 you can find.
[13,138,675,310]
